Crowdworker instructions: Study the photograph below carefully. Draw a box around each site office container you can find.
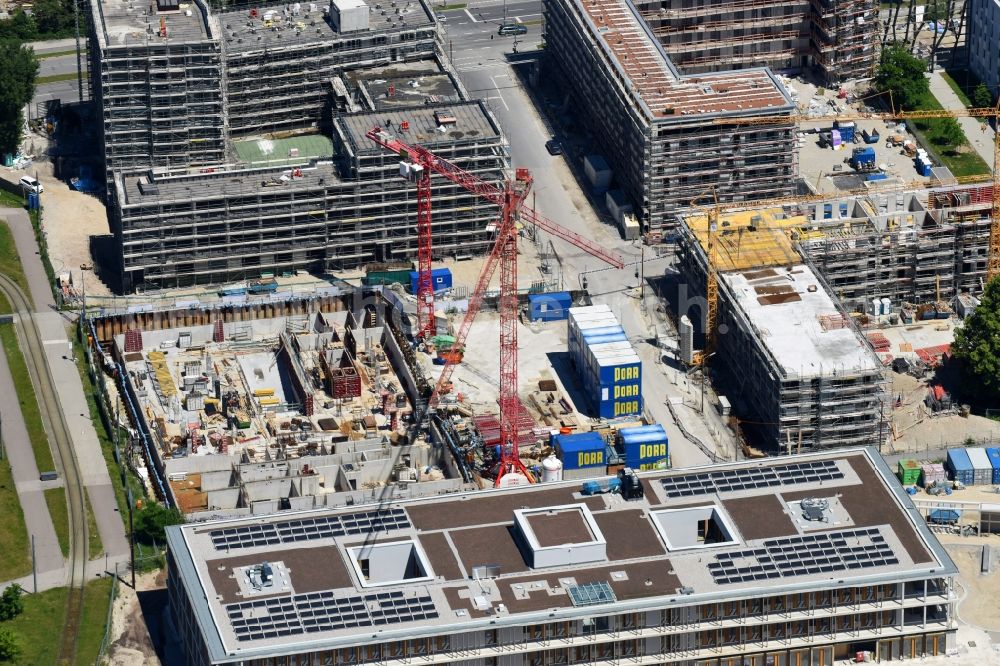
[897,459,921,485]
[987,447,1000,484]
[590,354,642,419]
[567,307,614,339]
[570,323,622,370]
[408,267,452,294]
[528,292,573,321]
[569,317,620,356]
[553,431,607,470]
[619,424,668,470]
[947,448,975,485]
[967,447,993,486]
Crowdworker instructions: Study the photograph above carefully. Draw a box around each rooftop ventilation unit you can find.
[246,562,275,590]
[800,497,830,522]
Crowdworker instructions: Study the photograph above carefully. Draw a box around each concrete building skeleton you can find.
[544,0,800,233]
[634,0,877,83]
[675,182,996,452]
[90,0,510,292]
[165,447,958,665]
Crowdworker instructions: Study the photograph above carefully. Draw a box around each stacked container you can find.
[568,306,643,419]
[987,447,1000,484]
[553,432,606,474]
[897,459,921,485]
[619,425,669,470]
[968,447,993,486]
[921,463,946,486]
[947,448,975,485]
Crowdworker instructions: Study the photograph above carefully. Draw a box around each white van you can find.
[19,176,43,193]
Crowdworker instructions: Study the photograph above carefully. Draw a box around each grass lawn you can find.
[77,576,114,662]
[42,485,100,561]
[0,220,32,298]
[0,319,56,473]
[2,577,113,665]
[940,70,975,108]
[36,71,87,85]
[44,486,69,558]
[0,190,25,209]
[0,458,31,580]
[36,48,86,59]
[907,92,992,178]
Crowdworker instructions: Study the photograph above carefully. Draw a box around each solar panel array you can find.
[660,459,844,498]
[708,527,898,585]
[569,581,618,607]
[210,508,411,551]
[227,590,438,642]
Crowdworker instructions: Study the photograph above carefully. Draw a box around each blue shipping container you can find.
[947,448,974,484]
[620,425,668,469]
[409,268,452,294]
[554,432,606,470]
[596,395,642,419]
[987,447,1000,484]
[528,292,572,321]
[834,121,856,141]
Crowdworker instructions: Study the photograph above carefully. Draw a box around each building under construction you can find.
[678,207,888,453]
[112,98,506,291]
[633,0,877,83]
[89,0,438,179]
[545,0,799,232]
[675,181,1000,451]
[90,0,494,292]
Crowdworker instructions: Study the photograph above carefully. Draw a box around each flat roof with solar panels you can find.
[166,447,955,663]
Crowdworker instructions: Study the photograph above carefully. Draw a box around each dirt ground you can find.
[106,569,166,666]
[7,161,113,296]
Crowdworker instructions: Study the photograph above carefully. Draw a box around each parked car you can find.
[545,139,563,155]
[19,175,43,193]
[497,23,527,35]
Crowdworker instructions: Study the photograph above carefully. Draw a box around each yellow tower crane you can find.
[692,103,1000,361]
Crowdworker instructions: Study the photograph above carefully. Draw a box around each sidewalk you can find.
[927,71,997,172]
[1,209,130,560]
[0,553,132,595]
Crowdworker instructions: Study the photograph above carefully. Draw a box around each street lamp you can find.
[80,263,93,321]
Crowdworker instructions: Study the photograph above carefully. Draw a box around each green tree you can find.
[133,503,184,545]
[0,585,23,622]
[0,43,39,155]
[973,82,994,109]
[953,278,1000,399]
[0,628,19,662]
[32,0,71,36]
[0,8,37,40]
[930,117,964,146]
[873,46,929,111]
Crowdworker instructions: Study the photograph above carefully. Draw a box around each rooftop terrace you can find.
[167,448,953,662]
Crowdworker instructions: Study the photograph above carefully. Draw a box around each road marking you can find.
[464,8,478,22]
[489,76,510,111]
[44,339,70,346]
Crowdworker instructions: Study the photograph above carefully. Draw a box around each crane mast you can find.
[366,126,624,485]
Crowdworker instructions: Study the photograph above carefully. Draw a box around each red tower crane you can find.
[366,126,625,485]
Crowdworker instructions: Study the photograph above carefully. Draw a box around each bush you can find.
[133,503,184,546]
[0,627,18,662]
[0,585,23,622]
[973,83,994,109]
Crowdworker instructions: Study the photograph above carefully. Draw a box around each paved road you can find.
[927,71,997,172]
[442,10,736,466]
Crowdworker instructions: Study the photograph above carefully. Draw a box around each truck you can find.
[248,278,278,295]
